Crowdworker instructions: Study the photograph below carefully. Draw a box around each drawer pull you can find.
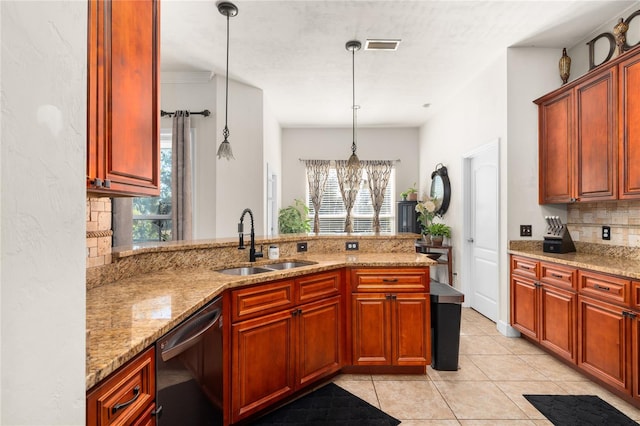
[382,278,398,283]
[521,265,530,270]
[112,385,140,414]
[551,273,563,279]
[623,311,637,319]
[594,284,611,292]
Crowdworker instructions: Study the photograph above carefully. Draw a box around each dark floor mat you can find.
[251,382,401,425]
[524,394,638,425]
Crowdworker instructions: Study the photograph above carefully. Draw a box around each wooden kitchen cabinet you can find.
[510,257,577,362]
[87,0,161,196]
[536,65,617,203]
[350,268,430,367]
[229,272,342,423]
[87,346,155,426]
[578,295,630,394]
[619,52,640,199]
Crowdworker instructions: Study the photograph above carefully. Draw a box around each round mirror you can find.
[430,164,450,216]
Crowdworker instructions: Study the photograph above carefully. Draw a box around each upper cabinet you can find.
[87,0,161,197]
[536,47,640,204]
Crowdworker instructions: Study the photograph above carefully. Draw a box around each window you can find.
[306,167,395,233]
[132,130,173,242]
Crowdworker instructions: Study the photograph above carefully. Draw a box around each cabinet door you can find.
[578,296,630,393]
[619,53,640,199]
[351,294,391,365]
[231,310,295,422]
[538,91,574,204]
[296,296,342,387]
[632,310,640,402]
[510,275,538,339]
[87,0,160,196]
[393,294,430,365]
[539,284,576,363]
[575,66,618,201]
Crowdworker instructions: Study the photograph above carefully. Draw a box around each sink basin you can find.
[217,266,273,276]
[263,261,317,270]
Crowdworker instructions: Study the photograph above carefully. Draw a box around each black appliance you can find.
[397,200,420,233]
[543,216,575,254]
[155,296,223,425]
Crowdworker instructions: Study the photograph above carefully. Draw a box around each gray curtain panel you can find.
[171,111,193,240]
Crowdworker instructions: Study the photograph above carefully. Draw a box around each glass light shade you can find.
[559,48,571,85]
[217,140,234,160]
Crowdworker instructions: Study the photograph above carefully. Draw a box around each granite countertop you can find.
[86,252,435,390]
[508,247,640,280]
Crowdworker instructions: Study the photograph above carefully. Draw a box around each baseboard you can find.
[497,320,521,337]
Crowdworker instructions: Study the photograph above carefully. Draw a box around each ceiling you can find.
[161,0,638,128]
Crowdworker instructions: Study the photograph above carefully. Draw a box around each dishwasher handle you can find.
[160,307,222,362]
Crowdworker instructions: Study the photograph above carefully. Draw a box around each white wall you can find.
[161,72,218,239]
[215,76,266,238]
[1,1,86,423]
[263,97,283,235]
[281,127,419,206]
[419,52,508,294]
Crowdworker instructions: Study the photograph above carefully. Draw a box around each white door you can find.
[464,141,499,321]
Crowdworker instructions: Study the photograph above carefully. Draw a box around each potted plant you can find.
[278,199,311,234]
[426,222,451,246]
[401,183,418,201]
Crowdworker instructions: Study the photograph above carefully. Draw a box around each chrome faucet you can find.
[238,208,263,262]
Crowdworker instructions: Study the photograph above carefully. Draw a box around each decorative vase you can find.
[431,236,444,246]
[421,233,431,244]
[559,48,571,85]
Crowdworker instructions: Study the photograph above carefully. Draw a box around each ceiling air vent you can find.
[364,39,401,51]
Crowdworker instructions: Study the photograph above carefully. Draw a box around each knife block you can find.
[543,225,576,253]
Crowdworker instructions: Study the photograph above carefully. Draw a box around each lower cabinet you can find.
[229,272,342,423]
[350,267,431,367]
[87,346,156,426]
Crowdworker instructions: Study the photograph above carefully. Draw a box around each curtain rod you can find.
[160,109,211,118]
[299,158,401,163]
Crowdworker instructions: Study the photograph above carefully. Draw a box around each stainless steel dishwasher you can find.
[155,296,223,425]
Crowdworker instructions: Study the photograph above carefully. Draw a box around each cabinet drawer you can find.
[511,256,539,279]
[296,271,341,304]
[632,281,640,310]
[540,262,577,290]
[350,268,428,292]
[87,347,155,426]
[231,280,295,322]
[578,270,630,306]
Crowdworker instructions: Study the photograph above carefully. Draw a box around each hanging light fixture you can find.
[346,40,362,171]
[216,1,238,160]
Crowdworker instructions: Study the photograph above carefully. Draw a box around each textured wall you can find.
[568,201,640,246]
[1,1,87,423]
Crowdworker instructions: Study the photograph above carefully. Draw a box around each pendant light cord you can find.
[223,12,230,140]
[351,45,357,155]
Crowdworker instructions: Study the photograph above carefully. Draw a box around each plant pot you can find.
[431,236,444,246]
[408,193,418,201]
[421,234,431,244]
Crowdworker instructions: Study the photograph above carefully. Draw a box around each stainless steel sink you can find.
[217,266,273,276]
[263,261,317,270]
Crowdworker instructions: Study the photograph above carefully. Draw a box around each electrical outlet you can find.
[602,226,611,240]
[520,225,532,237]
[346,241,359,251]
[297,242,308,252]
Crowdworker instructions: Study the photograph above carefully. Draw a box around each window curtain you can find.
[304,160,330,233]
[171,111,193,240]
[364,160,393,233]
[335,160,362,232]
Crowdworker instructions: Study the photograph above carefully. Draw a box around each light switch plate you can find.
[520,225,532,237]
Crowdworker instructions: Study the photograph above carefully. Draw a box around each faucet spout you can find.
[238,208,263,262]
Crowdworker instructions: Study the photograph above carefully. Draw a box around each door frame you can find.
[461,139,500,314]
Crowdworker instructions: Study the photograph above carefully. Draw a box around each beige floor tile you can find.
[517,354,589,382]
[433,380,529,420]
[374,379,456,420]
[397,421,461,426]
[459,335,512,355]
[372,373,430,381]
[459,421,537,425]
[427,355,490,381]
[494,380,567,419]
[467,355,549,381]
[332,379,379,409]
[531,420,554,425]
[489,335,545,355]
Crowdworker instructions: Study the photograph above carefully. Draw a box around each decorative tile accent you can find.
[86,197,112,268]
[567,201,640,247]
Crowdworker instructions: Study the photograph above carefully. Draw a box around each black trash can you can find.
[430,281,465,371]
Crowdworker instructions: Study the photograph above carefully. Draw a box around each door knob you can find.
[467,238,474,243]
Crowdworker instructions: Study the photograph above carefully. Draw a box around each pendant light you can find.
[216,1,238,160]
[346,40,362,171]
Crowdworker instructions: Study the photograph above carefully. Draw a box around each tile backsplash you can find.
[567,201,640,247]
[86,197,112,267]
